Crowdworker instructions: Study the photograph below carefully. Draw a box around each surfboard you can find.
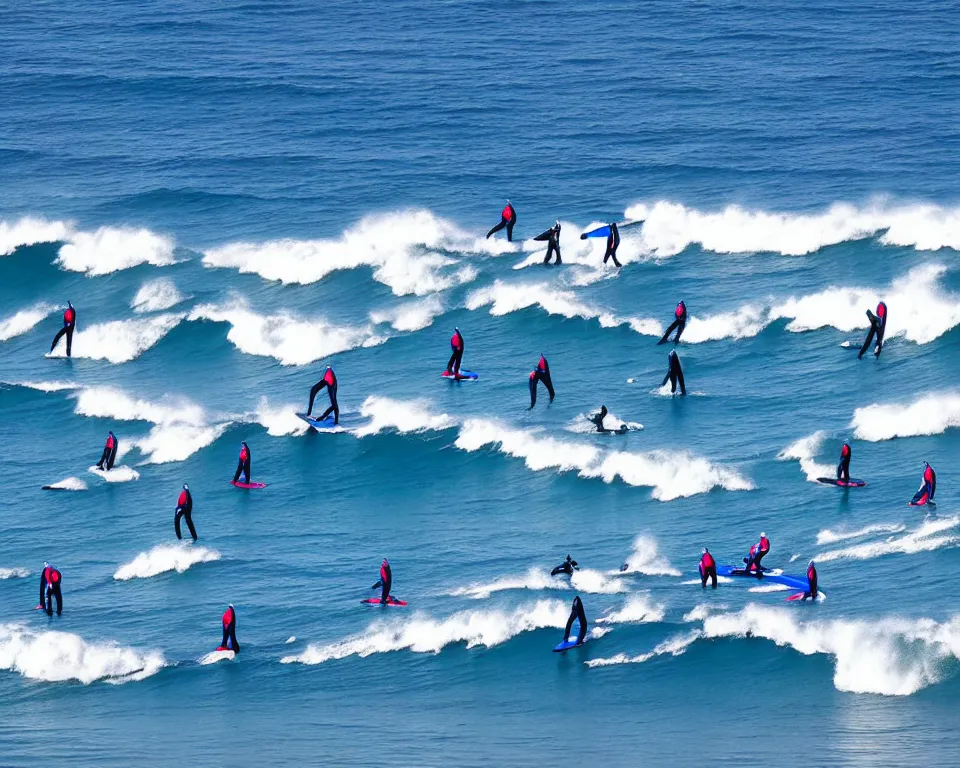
[553,637,587,652]
[816,477,866,487]
[361,597,407,607]
[441,370,478,381]
[580,224,611,240]
[231,480,267,489]
[295,413,343,432]
[787,591,826,603]
[717,564,809,592]
[199,648,236,664]
[533,227,555,242]
[909,499,936,507]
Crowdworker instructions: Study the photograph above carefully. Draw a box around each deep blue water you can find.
[2,1,960,766]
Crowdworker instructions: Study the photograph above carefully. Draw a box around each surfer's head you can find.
[702,548,708,554]
[183,483,189,490]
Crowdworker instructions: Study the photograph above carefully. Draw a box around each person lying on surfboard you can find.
[445,327,464,377]
[551,555,579,577]
[800,561,818,602]
[528,354,555,408]
[233,442,251,484]
[562,596,588,646]
[371,559,393,605]
[911,462,936,506]
[837,443,851,483]
[306,366,339,424]
[218,604,240,653]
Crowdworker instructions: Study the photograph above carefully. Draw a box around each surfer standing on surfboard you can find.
[800,561,818,602]
[233,442,251,484]
[175,484,197,541]
[912,462,937,506]
[486,201,517,242]
[603,222,621,267]
[49,301,76,357]
[37,562,63,616]
[837,443,851,483]
[858,301,887,359]
[306,366,339,424]
[551,555,579,577]
[96,431,118,471]
[744,533,771,575]
[658,301,687,345]
[662,350,686,395]
[371,559,393,605]
[445,327,464,378]
[562,596,588,646]
[219,605,240,653]
[699,548,717,589]
[528,354,555,408]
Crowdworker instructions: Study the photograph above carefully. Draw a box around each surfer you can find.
[800,561,819,602]
[445,327,464,377]
[528,354,555,408]
[858,301,887,359]
[371,559,393,605]
[307,366,339,424]
[49,301,76,357]
[837,443,851,483]
[603,222,621,267]
[744,532,770,576]
[912,461,937,505]
[661,350,686,395]
[233,441,251,484]
[96,431,118,471]
[699,548,717,589]
[562,595,588,646]
[588,406,627,433]
[657,301,686,345]
[219,605,240,653]
[537,221,562,265]
[551,555,579,577]
[37,562,63,616]
[486,201,517,242]
[175,483,197,542]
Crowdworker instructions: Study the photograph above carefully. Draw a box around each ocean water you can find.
[2,1,960,765]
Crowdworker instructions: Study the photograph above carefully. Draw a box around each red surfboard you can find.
[361,597,407,607]
[231,481,267,489]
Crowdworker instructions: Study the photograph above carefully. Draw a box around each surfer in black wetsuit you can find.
[486,201,518,242]
[371,559,393,605]
[37,562,63,616]
[658,301,686,345]
[175,483,197,541]
[858,301,887,359]
[537,222,562,265]
[445,327,464,377]
[233,442,251,484]
[699,548,717,589]
[662,350,686,395]
[551,555,579,577]
[603,222,621,267]
[96,431,118,471]
[220,605,240,653]
[528,354,555,408]
[801,561,818,602]
[588,406,627,433]
[744,533,770,575]
[837,443,851,483]
[563,595,588,645]
[50,301,76,357]
[307,366,339,424]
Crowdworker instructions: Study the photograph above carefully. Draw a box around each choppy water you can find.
[2,1,960,766]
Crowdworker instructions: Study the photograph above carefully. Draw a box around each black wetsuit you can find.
[603,223,621,267]
[50,305,76,357]
[372,560,393,604]
[307,368,339,423]
[234,445,251,484]
[39,567,63,616]
[589,407,610,432]
[563,596,588,644]
[858,302,887,359]
[551,557,579,577]
[699,553,717,589]
[446,330,464,376]
[221,607,240,653]
[836,444,851,483]
[801,564,818,602]
[486,203,517,241]
[544,225,562,264]
[528,356,555,408]
[658,301,687,345]
[662,350,686,395]
[175,488,197,541]
[96,433,118,470]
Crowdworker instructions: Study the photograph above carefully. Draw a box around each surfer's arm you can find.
[371,580,382,590]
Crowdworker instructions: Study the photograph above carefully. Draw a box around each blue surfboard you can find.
[553,637,587,652]
[441,370,479,381]
[580,225,611,240]
[296,413,343,431]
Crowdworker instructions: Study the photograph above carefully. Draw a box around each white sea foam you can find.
[616,536,682,576]
[354,396,457,437]
[586,631,700,668]
[88,465,140,483]
[816,523,907,546]
[131,278,186,313]
[0,303,56,341]
[369,296,444,332]
[777,431,834,482]
[47,313,184,363]
[595,594,666,625]
[0,217,72,255]
[702,604,960,696]
[449,567,625,599]
[44,477,88,492]
[198,650,235,665]
[55,227,176,275]
[281,600,571,664]
[565,411,642,434]
[251,397,309,436]
[202,210,483,296]
[0,568,30,579]
[852,391,960,442]
[681,305,768,343]
[815,517,960,563]
[9,380,80,393]
[455,420,752,500]
[114,544,221,580]
[0,624,165,684]
[189,302,386,366]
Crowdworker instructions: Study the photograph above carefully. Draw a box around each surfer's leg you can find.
[674,318,685,344]
[506,219,514,241]
[65,326,73,357]
[229,626,240,653]
[700,568,707,588]
[454,349,463,375]
[676,365,686,396]
[857,327,876,359]
[221,626,230,648]
[529,374,537,408]
[233,460,243,483]
[486,219,507,239]
[307,381,325,415]
[53,586,62,615]
[175,510,184,540]
[575,602,587,643]
[330,383,339,424]
[50,327,67,353]
[658,319,679,345]
[97,447,110,470]
[543,373,555,402]
[562,609,576,642]
[45,588,53,616]
[709,567,717,589]
[243,460,251,483]
[185,512,198,541]
[875,328,884,357]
